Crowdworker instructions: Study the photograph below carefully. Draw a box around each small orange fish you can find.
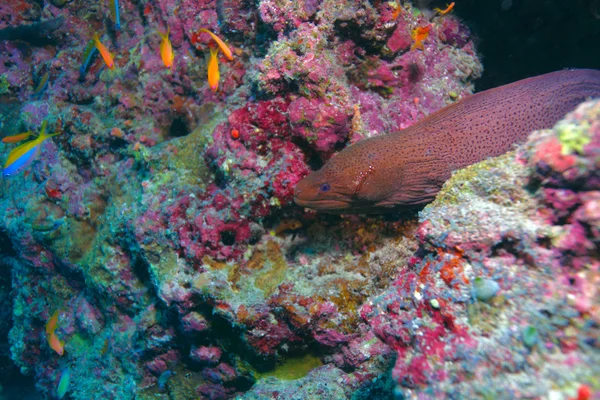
[207,46,220,92]
[46,310,60,334]
[391,5,402,20]
[198,28,233,61]
[2,131,34,144]
[158,27,174,69]
[230,128,240,140]
[47,332,64,356]
[434,2,455,15]
[411,25,431,51]
[93,33,115,70]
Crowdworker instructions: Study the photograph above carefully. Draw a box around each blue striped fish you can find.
[79,39,98,80]
[3,121,60,177]
[110,0,121,30]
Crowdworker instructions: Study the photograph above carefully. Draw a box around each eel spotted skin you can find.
[294,69,600,213]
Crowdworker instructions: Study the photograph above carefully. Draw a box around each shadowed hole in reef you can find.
[491,237,518,257]
[169,117,190,138]
[132,257,158,299]
[220,230,236,246]
[0,249,40,398]
[291,137,324,171]
[173,302,270,385]
[109,137,128,150]
[0,230,16,257]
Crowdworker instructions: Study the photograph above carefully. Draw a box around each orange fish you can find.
[2,131,34,144]
[411,25,431,51]
[391,4,403,20]
[93,33,115,70]
[207,46,220,92]
[47,332,64,356]
[434,2,455,15]
[46,310,59,335]
[198,28,233,61]
[158,27,174,69]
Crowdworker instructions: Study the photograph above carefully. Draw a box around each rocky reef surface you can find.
[0,0,597,399]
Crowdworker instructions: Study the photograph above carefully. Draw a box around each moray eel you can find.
[294,69,600,213]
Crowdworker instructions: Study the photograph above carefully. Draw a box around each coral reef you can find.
[362,99,600,398]
[0,0,597,398]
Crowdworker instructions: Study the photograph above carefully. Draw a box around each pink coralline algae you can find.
[361,100,600,398]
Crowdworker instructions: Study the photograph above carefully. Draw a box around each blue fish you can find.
[3,121,60,177]
[79,39,98,80]
[158,370,175,391]
[57,368,70,399]
[110,0,121,30]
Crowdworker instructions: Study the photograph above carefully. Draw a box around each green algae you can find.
[66,333,93,356]
[430,151,520,208]
[0,75,10,95]
[523,325,538,348]
[152,110,220,188]
[148,250,179,285]
[254,241,289,297]
[253,352,323,381]
[467,296,507,333]
[555,120,591,155]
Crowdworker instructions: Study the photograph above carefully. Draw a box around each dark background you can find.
[445,0,600,90]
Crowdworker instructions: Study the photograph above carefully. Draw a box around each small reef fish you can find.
[93,33,115,70]
[46,310,64,356]
[391,4,403,20]
[3,121,61,177]
[33,71,50,96]
[2,131,34,144]
[46,310,60,335]
[198,28,233,61]
[158,28,174,69]
[110,0,121,31]
[57,368,70,399]
[294,69,600,213]
[411,25,431,51]
[79,39,99,79]
[32,219,64,233]
[207,46,220,92]
[434,2,455,15]
[158,370,175,391]
[48,332,64,355]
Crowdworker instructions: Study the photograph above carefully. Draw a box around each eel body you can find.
[294,69,600,213]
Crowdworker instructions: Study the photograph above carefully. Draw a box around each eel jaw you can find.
[293,196,351,211]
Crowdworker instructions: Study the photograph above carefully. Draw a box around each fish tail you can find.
[38,120,48,137]
[38,121,61,140]
[80,40,98,77]
[158,28,168,40]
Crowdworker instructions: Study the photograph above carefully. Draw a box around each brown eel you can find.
[294,69,600,213]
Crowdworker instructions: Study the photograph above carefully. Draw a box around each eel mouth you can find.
[293,196,350,211]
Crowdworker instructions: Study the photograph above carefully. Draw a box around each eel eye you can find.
[319,183,330,192]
